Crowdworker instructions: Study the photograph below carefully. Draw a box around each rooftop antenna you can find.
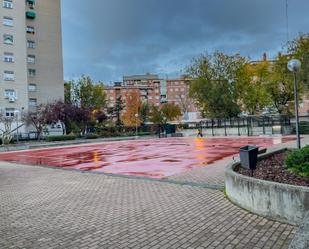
[285,0,289,43]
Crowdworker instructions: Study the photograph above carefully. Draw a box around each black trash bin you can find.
[239,145,259,170]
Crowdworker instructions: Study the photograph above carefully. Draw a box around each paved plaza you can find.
[1,136,306,249]
[0,137,295,179]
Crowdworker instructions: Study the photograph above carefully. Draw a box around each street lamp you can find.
[134,113,139,137]
[14,110,20,143]
[287,59,302,149]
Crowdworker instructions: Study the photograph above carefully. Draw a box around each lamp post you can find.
[287,59,302,149]
[14,110,20,143]
[135,113,139,137]
[163,117,167,137]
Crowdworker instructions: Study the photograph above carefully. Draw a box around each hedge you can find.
[47,135,76,142]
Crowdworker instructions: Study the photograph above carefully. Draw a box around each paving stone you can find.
[0,161,296,249]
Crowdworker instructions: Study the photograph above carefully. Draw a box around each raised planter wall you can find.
[225,150,309,225]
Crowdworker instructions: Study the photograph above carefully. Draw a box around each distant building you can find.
[105,74,201,122]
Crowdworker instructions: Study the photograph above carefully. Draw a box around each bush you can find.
[47,135,76,142]
[85,133,99,139]
[99,130,119,137]
[285,146,309,177]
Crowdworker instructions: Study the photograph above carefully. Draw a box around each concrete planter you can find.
[225,149,309,225]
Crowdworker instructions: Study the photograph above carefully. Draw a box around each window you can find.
[4,70,14,81]
[27,54,35,64]
[28,83,37,92]
[27,40,35,48]
[28,68,36,77]
[4,52,14,62]
[3,16,13,26]
[5,108,15,117]
[4,89,15,98]
[26,0,35,9]
[3,0,13,9]
[26,26,34,34]
[29,98,37,107]
[3,34,13,44]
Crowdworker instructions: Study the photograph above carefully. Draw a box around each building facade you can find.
[105,74,201,122]
[0,0,63,131]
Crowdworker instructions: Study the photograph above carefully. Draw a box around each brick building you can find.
[105,74,201,122]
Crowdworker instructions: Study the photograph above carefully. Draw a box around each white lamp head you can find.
[287,59,301,72]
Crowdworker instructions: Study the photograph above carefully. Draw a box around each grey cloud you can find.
[61,0,309,83]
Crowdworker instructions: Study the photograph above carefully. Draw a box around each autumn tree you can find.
[236,60,271,115]
[66,75,107,111]
[149,103,182,125]
[187,51,246,118]
[287,33,309,88]
[121,91,142,126]
[161,103,182,122]
[264,54,296,115]
[149,105,164,125]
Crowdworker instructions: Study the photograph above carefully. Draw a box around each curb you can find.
[289,211,309,249]
[225,148,309,225]
[0,135,155,152]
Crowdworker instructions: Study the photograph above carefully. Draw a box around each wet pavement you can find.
[1,136,304,249]
[0,136,295,178]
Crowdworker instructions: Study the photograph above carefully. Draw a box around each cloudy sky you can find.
[61,0,309,84]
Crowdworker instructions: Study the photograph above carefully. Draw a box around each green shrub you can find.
[85,133,99,139]
[47,135,76,142]
[285,146,309,177]
[137,132,150,136]
[99,130,119,137]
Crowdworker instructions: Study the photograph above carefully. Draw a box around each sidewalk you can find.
[0,160,296,249]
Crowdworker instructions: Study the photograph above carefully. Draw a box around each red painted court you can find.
[0,137,295,178]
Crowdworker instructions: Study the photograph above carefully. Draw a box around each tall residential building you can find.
[0,0,63,126]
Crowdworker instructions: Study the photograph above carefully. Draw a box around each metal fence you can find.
[184,115,296,136]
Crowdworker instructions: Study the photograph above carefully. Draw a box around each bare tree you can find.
[22,104,49,141]
[175,92,191,114]
[0,112,16,145]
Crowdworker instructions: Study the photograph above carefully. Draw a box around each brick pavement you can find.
[167,158,230,186]
[0,162,296,249]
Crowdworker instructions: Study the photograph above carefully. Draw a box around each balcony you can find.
[26,11,36,19]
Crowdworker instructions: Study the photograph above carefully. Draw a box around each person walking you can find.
[197,127,203,137]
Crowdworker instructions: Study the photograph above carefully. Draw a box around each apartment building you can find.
[0,0,63,131]
[105,74,201,122]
